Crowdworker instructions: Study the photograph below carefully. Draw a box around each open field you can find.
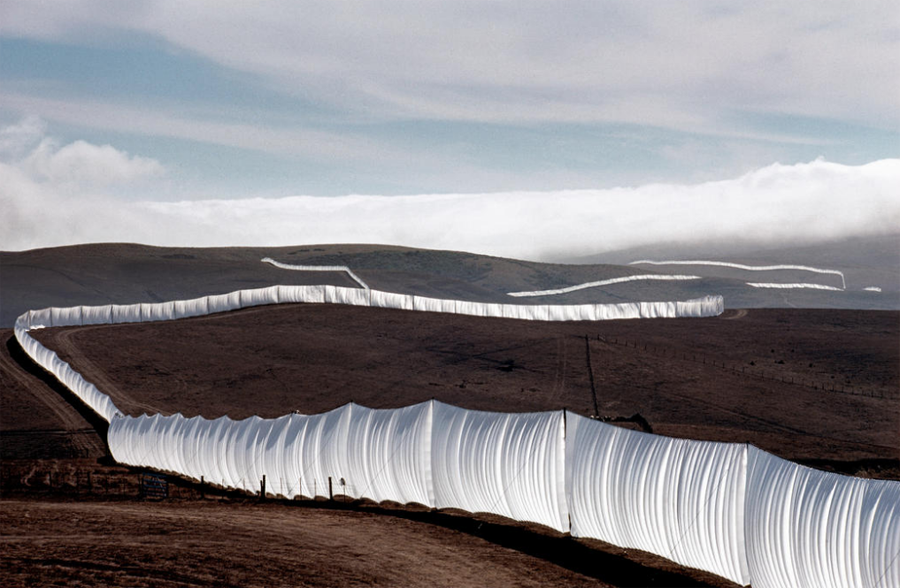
[1,495,753,588]
[1,498,611,588]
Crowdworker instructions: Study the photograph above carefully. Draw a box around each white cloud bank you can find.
[0,119,165,250]
[1,121,898,258]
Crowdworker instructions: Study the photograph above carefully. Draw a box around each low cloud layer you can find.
[138,158,900,260]
[1,123,897,259]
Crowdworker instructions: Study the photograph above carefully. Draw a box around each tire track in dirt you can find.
[2,335,106,457]
[546,336,568,405]
[720,309,749,320]
[663,387,895,452]
[42,326,163,417]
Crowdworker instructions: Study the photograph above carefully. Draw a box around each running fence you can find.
[13,285,898,588]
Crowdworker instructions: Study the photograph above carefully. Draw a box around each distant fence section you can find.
[629,260,847,289]
[506,274,701,297]
[261,257,370,290]
[13,285,723,422]
[11,285,899,588]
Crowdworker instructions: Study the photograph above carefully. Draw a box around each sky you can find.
[1,1,898,257]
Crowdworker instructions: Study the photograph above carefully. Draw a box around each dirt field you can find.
[1,499,612,588]
[29,305,900,470]
[0,464,739,588]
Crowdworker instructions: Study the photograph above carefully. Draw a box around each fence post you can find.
[260,474,266,498]
[584,335,600,418]
[328,476,333,501]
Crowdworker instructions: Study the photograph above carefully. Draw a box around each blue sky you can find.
[1,1,898,253]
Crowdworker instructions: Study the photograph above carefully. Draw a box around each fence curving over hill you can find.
[13,285,722,421]
[506,274,701,297]
[12,286,899,588]
[629,259,848,289]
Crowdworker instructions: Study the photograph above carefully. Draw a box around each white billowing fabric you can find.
[553,304,588,321]
[28,308,52,329]
[746,282,844,291]
[111,303,143,323]
[524,304,551,321]
[438,298,458,314]
[174,297,210,320]
[256,414,297,497]
[179,415,208,482]
[343,402,434,506]
[454,300,480,317]
[500,304,524,320]
[370,290,414,310]
[81,304,113,325]
[325,286,370,307]
[261,257,370,290]
[239,286,280,309]
[600,302,639,320]
[412,295,446,314]
[507,274,702,297]
[97,392,900,588]
[676,300,701,318]
[289,404,353,499]
[565,414,750,585]
[51,305,83,327]
[277,284,327,304]
[235,415,266,491]
[142,301,176,322]
[431,402,568,533]
[109,401,435,504]
[269,287,722,322]
[208,291,242,315]
[744,447,900,588]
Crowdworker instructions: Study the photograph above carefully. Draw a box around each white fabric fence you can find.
[507,274,701,297]
[105,404,900,588]
[261,257,371,290]
[746,282,844,291]
[566,413,750,584]
[14,286,722,421]
[629,259,847,289]
[744,447,900,588]
[12,285,898,587]
[107,401,571,532]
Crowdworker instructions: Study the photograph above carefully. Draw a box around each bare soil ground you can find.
[1,499,620,588]
[0,466,738,588]
[0,333,107,461]
[29,305,900,470]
